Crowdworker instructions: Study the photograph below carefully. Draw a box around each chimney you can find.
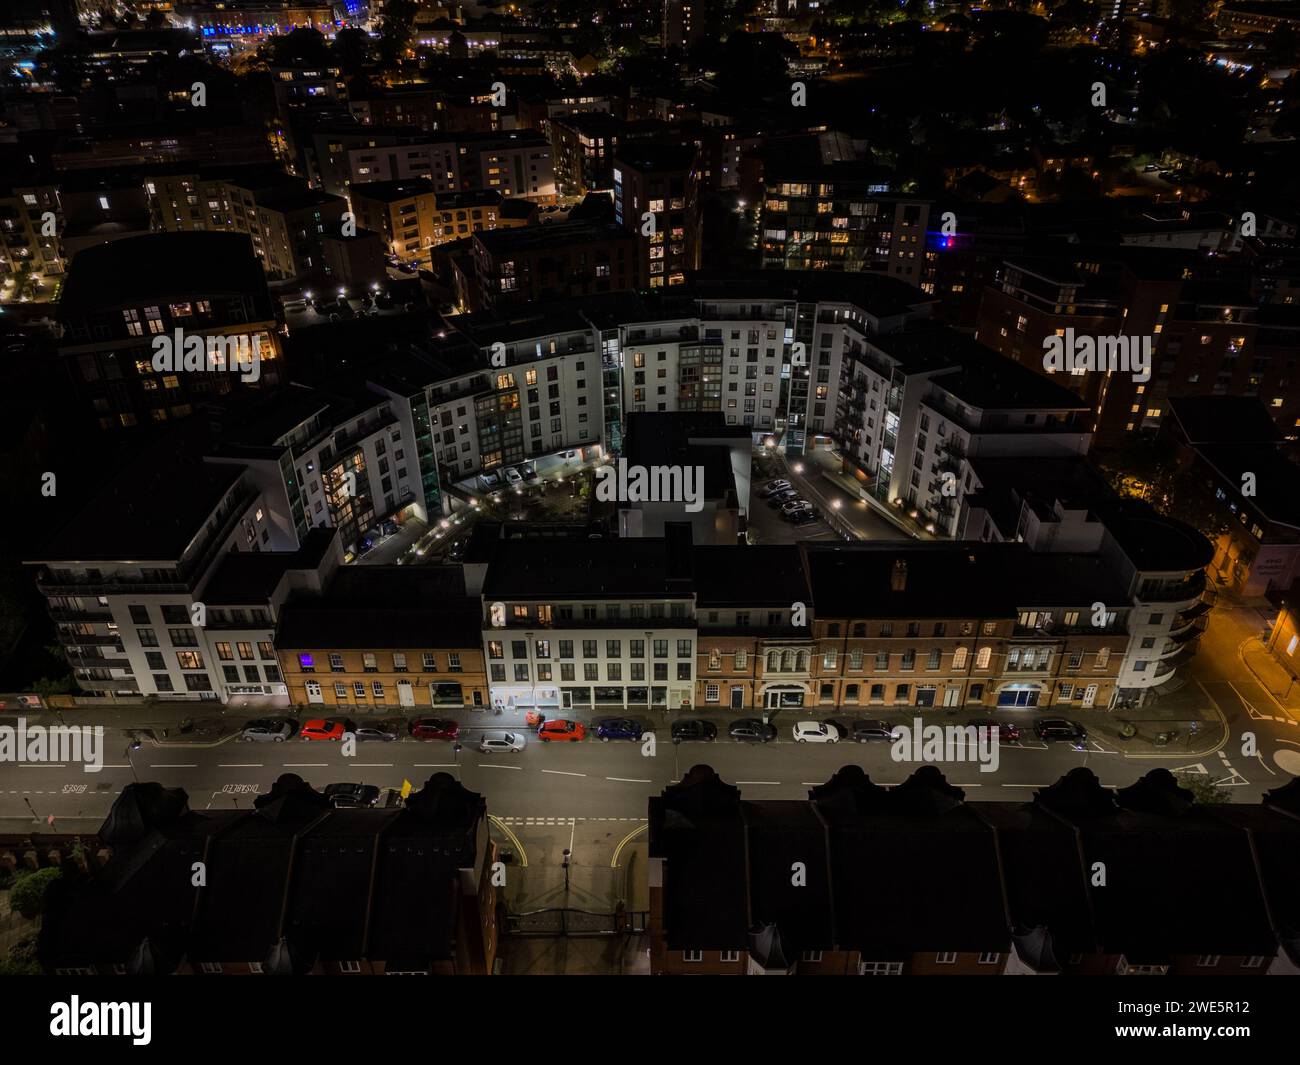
[890,559,908,592]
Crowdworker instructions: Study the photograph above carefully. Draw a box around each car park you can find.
[300,719,347,741]
[851,720,899,743]
[538,719,586,742]
[240,718,294,742]
[671,719,717,743]
[1034,718,1087,742]
[409,718,460,740]
[504,467,524,486]
[594,717,643,741]
[729,719,778,743]
[968,718,1020,743]
[324,783,381,809]
[792,720,840,743]
[479,730,527,753]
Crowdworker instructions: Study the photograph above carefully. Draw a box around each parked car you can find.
[671,719,717,743]
[300,719,347,741]
[760,479,792,497]
[729,719,778,743]
[792,720,840,743]
[240,718,294,742]
[504,467,524,486]
[538,719,586,742]
[357,536,375,554]
[767,489,800,507]
[520,462,539,481]
[791,509,820,526]
[478,471,500,489]
[594,717,643,741]
[781,500,813,518]
[1034,718,1087,742]
[409,718,460,740]
[851,719,899,743]
[324,783,380,809]
[968,718,1020,743]
[354,721,399,742]
[479,730,527,753]
[381,519,399,536]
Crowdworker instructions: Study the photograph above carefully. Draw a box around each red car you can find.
[300,719,346,741]
[409,718,460,740]
[537,719,586,742]
[968,718,1020,743]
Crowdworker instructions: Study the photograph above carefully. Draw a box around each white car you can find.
[782,499,812,516]
[793,721,840,744]
[479,730,527,753]
[504,467,524,486]
[478,471,500,489]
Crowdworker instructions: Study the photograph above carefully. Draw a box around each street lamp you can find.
[562,848,571,892]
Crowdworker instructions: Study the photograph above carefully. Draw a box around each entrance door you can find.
[1081,684,1098,708]
[306,680,323,704]
[942,686,959,708]
[562,690,573,709]
[731,687,744,710]
[397,680,415,707]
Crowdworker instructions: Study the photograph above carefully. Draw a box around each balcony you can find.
[1136,572,1207,607]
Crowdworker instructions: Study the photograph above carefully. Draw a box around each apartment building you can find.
[27,450,331,702]
[40,773,501,976]
[276,568,489,712]
[0,175,63,293]
[57,232,283,431]
[551,111,625,195]
[758,160,930,284]
[456,130,557,201]
[805,544,1130,713]
[836,324,1094,536]
[350,178,439,259]
[614,142,701,289]
[974,246,1290,445]
[649,765,1300,975]
[468,220,640,311]
[211,381,435,557]
[957,457,1215,703]
[469,524,697,712]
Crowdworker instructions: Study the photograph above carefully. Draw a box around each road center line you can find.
[475,763,521,770]
[736,780,781,785]
[606,776,651,783]
[283,763,327,767]
[218,764,262,768]
[149,764,197,768]
[542,770,587,777]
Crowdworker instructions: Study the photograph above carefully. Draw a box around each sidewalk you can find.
[1241,639,1300,717]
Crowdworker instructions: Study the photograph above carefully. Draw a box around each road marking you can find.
[283,763,327,768]
[18,764,66,768]
[542,770,586,777]
[219,764,263,768]
[413,763,458,767]
[475,763,521,770]
[487,814,528,867]
[611,823,649,868]
[350,763,393,767]
[606,776,651,783]
[1173,763,1208,775]
[736,780,781,785]
[150,764,197,768]
[100,764,130,769]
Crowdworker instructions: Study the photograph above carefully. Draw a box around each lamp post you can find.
[562,848,571,893]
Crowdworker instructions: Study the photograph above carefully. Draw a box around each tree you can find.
[331,27,371,76]
[269,27,330,68]
[379,0,419,66]
[1175,773,1229,805]
[10,867,62,920]
[0,939,41,976]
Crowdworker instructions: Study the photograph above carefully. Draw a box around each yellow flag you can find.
[400,779,413,800]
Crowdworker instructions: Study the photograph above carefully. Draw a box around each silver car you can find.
[479,730,527,753]
[240,718,294,742]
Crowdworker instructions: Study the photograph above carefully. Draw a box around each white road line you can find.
[475,763,522,770]
[19,764,66,768]
[149,764,197,768]
[542,770,587,777]
[219,764,263,768]
[1000,783,1051,788]
[100,764,130,769]
[736,780,781,785]
[283,763,327,768]
[606,777,651,783]
[350,763,393,767]
[413,763,457,767]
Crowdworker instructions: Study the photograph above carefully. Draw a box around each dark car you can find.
[1034,718,1087,742]
[594,717,643,741]
[851,719,899,743]
[791,509,820,526]
[671,719,718,743]
[354,721,399,742]
[729,719,778,743]
[324,783,381,809]
[967,718,1020,743]
[358,536,375,554]
[767,489,800,507]
[520,462,539,481]
[409,718,460,740]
